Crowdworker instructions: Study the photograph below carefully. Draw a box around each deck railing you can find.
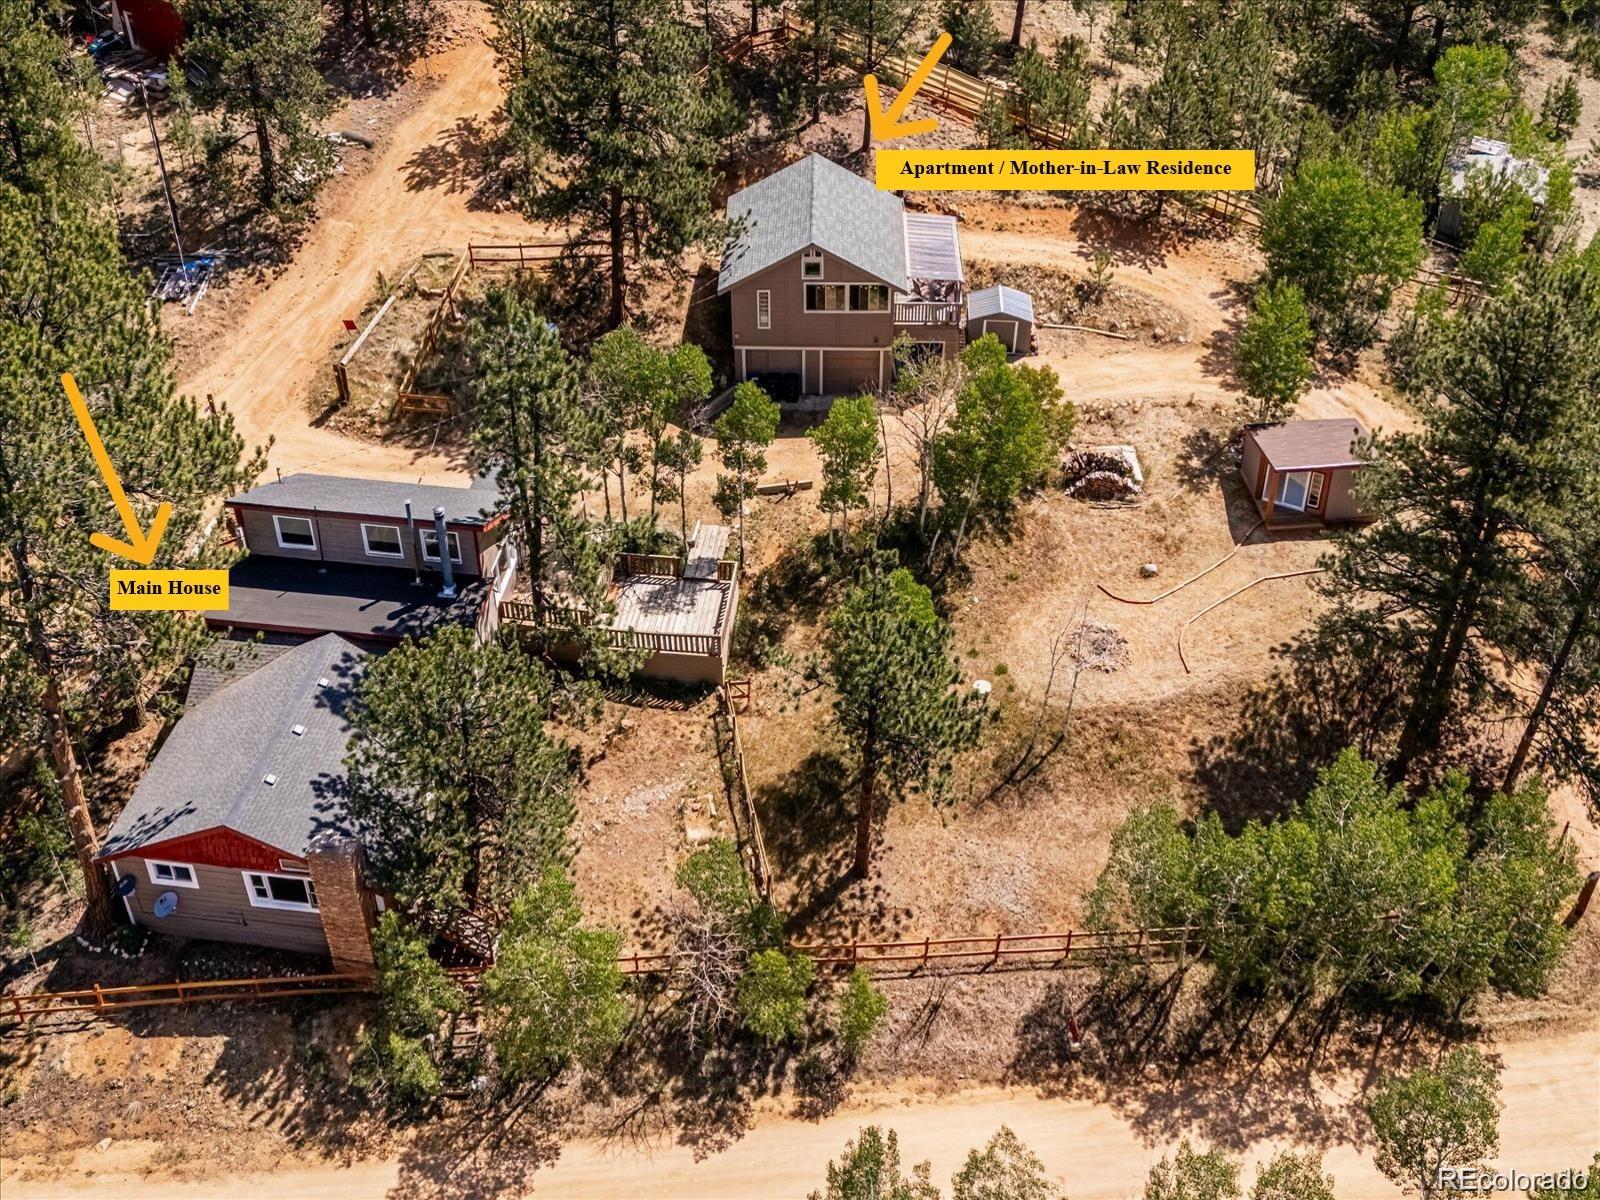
[895,300,962,325]
[497,599,724,657]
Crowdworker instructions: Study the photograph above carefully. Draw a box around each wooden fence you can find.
[5,925,1193,1025]
[466,241,609,269]
[498,598,726,657]
[715,681,773,900]
[389,251,470,419]
[792,927,1194,973]
[4,971,370,1020]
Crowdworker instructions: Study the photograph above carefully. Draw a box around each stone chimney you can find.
[306,833,377,976]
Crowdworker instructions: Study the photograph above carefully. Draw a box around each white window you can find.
[1307,471,1326,509]
[1274,470,1311,511]
[801,251,823,279]
[360,523,404,558]
[805,283,846,312]
[272,514,317,550]
[418,528,463,564]
[756,289,771,330]
[146,860,199,889]
[243,871,318,912]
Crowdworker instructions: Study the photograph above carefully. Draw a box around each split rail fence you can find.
[714,680,772,900]
[6,925,1192,1025]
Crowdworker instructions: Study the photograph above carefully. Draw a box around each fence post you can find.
[992,932,1002,967]
[1063,929,1073,963]
[922,936,930,970]
[92,983,105,1012]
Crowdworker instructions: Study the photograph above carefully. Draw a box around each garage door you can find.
[822,350,882,394]
[742,349,802,378]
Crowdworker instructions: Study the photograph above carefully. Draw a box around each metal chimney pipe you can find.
[433,506,457,599]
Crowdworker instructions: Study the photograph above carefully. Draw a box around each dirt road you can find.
[176,4,536,485]
[7,1024,1595,1198]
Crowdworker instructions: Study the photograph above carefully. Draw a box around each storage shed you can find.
[1241,418,1373,530]
[966,285,1034,354]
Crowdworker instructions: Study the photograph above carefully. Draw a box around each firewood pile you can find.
[1062,444,1144,501]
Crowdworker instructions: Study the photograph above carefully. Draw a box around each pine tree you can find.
[0,182,262,932]
[825,556,984,878]
[809,392,882,544]
[837,0,926,150]
[345,625,578,914]
[468,284,620,667]
[1235,278,1313,424]
[0,0,98,197]
[1326,256,1600,781]
[181,0,336,208]
[481,865,628,1082]
[713,381,780,564]
[491,0,726,328]
[941,0,998,75]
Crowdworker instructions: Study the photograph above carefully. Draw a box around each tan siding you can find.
[897,325,962,360]
[1240,435,1265,499]
[729,247,896,351]
[111,857,329,956]
[235,508,484,576]
[1322,467,1369,523]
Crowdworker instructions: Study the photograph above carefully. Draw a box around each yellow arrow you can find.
[865,32,952,143]
[61,373,173,566]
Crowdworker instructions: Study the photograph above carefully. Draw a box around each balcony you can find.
[894,300,962,326]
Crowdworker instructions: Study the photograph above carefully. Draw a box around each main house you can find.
[719,153,967,397]
[213,472,518,645]
[96,634,379,972]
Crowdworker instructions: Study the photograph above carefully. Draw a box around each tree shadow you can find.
[403,116,497,207]
[1065,205,1184,273]
[386,1092,565,1200]
[1196,282,1252,386]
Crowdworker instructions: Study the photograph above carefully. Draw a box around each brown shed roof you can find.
[1251,418,1369,471]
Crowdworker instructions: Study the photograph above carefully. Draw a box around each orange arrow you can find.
[864,32,951,143]
[61,373,173,566]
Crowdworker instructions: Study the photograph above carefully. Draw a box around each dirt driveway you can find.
[6,1022,1595,1199]
[174,2,540,485]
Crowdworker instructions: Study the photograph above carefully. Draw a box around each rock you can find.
[1151,326,1167,343]
[95,1138,113,1153]
[1141,563,1160,577]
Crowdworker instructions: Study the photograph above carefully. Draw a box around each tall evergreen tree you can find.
[0,0,97,197]
[0,183,262,931]
[1324,256,1600,781]
[837,0,926,149]
[825,557,984,878]
[181,0,336,208]
[469,284,624,670]
[345,625,577,914]
[491,0,726,328]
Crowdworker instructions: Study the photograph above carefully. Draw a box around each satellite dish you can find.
[114,875,137,898]
[152,891,179,918]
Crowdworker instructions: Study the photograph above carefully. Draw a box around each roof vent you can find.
[262,773,277,787]
[290,724,305,737]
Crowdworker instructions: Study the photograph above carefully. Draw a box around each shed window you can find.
[801,251,824,279]
[243,871,318,912]
[272,514,316,550]
[756,289,771,330]
[361,523,404,558]
[146,860,198,888]
[419,529,463,564]
[1307,471,1326,509]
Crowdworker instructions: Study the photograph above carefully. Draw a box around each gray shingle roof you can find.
[228,473,500,527]
[101,634,368,861]
[717,154,909,294]
[967,285,1034,322]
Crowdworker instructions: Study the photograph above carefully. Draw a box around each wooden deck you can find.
[610,576,731,639]
[684,523,731,580]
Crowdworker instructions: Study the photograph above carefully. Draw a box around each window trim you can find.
[418,528,464,564]
[851,283,890,313]
[804,282,848,313]
[241,870,319,912]
[804,282,889,313]
[360,522,405,559]
[272,514,317,551]
[801,251,824,279]
[1307,471,1326,509]
[146,859,199,889]
[755,288,771,330]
